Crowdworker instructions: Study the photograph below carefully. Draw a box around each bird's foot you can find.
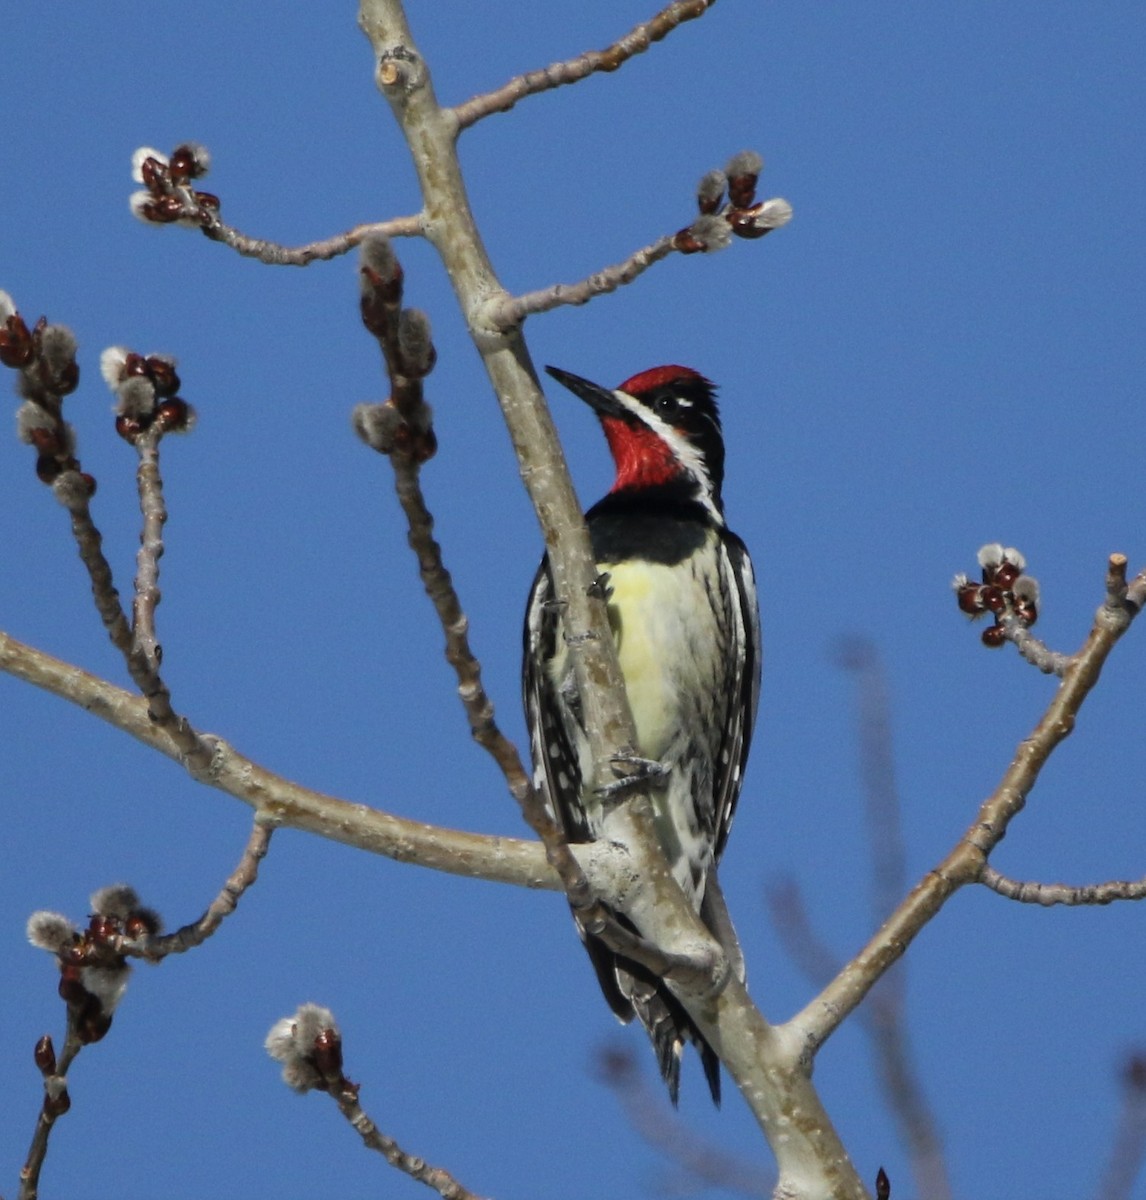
[596,753,670,798]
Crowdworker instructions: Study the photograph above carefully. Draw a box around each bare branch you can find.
[356,9,871,1192]
[0,630,552,889]
[486,236,676,327]
[131,423,167,673]
[451,0,717,130]
[791,557,1144,1053]
[979,866,1146,906]
[201,214,423,265]
[128,817,275,958]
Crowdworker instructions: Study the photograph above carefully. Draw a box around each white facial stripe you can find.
[611,388,722,524]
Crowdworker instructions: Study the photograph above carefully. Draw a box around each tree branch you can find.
[0,630,552,889]
[451,0,717,129]
[978,867,1146,906]
[357,7,866,1194]
[200,214,424,265]
[790,556,1144,1054]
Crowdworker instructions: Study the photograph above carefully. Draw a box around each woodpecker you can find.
[523,364,761,1105]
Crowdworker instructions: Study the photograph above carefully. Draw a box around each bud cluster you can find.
[129,143,219,227]
[27,885,162,1045]
[953,544,1040,648]
[100,346,195,444]
[674,150,793,254]
[2,290,95,499]
[266,1003,355,1098]
[353,234,437,463]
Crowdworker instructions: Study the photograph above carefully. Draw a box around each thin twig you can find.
[19,1026,84,1200]
[132,424,166,672]
[330,1086,487,1200]
[1002,618,1070,676]
[127,816,276,958]
[63,487,213,769]
[451,0,716,129]
[199,214,423,265]
[485,236,675,327]
[979,867,1146,906]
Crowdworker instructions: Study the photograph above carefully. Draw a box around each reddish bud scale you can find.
[146,358,181,395]
[77,1009,112,1044]
[312,1028,343,1077]
[992,560,1022,589]
[981,624,1006,648]
[140,157,166,190]
[168,147,196,182]
[672,228,705,254]
[44,1089,72,1117]
[980,585,1006,615]
[58,965,88,1006]
[34,1035,57,1075]
[729,212,772,240]
[35,455,62,484]
[194,191,220,212]
[0,314,35,368]
[727,174,758,209]
[54,361,80,396]
[28,427,62,455]
[956,583,985,615]
[124,911,157,938]
[116,414,144,443]
[156,398,189,429]
[89,913,120,942]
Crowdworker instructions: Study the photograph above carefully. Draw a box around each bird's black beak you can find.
[545,366,626,418]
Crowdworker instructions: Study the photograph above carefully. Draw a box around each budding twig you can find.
[451,0,717,129]
[202,215,423,266]
[483,151,791,329]
[128,143,422,264]
[266,1006,486,1200]
[793,555,1146,1054]
[351,238,627,945]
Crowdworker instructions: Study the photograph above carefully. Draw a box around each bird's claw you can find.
[595,753,670,797]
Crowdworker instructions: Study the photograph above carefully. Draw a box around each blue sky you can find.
[2,5,1144,1198]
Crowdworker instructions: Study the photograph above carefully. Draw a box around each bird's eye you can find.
[653,393,679,419]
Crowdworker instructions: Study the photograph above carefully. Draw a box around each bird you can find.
[523,363,761,1105]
